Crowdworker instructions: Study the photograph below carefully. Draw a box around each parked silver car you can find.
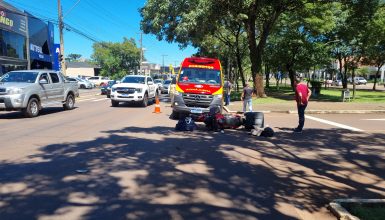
[160,79,172,94]
[0,70,79,117]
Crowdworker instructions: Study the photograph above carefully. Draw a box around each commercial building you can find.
[0,1,55,76]
[66,61,100,78]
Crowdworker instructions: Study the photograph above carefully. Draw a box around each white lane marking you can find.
[77,98,97,102]
[92,98,109,102]
[306,115,363,132]
[361,118,385,121]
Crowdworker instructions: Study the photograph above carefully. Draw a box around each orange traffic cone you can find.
[153,96,161,113]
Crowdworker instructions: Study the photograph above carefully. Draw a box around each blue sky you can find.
[5,0,197,66]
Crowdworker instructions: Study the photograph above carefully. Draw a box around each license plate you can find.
[121,93,129,97]
[191,108,203,114]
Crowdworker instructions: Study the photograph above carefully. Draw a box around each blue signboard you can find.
[53,44,60,71]
[48,22,55,67]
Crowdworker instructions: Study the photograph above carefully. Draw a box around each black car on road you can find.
[101,80,117,98]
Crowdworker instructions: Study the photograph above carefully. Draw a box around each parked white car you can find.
[354,77,367,85]
[154,79,163,88]
[87,76,110,86]
[110,75,159,107]
[67,77,93,89]
[332,80,342,86]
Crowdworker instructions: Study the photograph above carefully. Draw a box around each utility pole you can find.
[161,54,167,74]
[139,32,143,75]
[58,0,66,75]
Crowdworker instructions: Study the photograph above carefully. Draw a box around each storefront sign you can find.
[30,44,43,53]
[0,7,27,35]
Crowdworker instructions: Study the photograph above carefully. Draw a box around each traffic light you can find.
[59,54,64,62]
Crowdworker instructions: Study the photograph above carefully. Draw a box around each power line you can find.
[3,0,137,44]
[63,0,81,18]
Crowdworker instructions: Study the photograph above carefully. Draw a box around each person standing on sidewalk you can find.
[294,77,311,133]
[241,83,254,112]
[224,79,232,106]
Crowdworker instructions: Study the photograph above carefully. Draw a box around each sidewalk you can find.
[225,100,385,114]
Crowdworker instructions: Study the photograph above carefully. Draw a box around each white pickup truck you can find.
[0,70,79,117]
[110,75,158,107]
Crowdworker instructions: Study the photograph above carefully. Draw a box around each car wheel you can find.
[80,84,86,89]
[23,98,40,118]
[141,93,148,107]
[111,100,119,107]
[107,94,110,98]
[63,94,75,110]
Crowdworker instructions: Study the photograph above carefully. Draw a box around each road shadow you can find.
[0,107,78,119]
[0,125,384,219]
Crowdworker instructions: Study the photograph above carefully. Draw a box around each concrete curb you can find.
[224,107,385,114]
[291,110,385,114]
[328,199,385,220]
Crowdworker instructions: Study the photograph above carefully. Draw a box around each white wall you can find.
[66,68,95,77]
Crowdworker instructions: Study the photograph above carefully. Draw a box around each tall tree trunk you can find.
[373,65,383,91]
[352,68,356,99]
[286,63,296,90]
[235,42,246,88]
[265,64,270,88]
[337,53,344,87]
[245,15,263,96]
[244,8,280,98]
[342,57,349,89]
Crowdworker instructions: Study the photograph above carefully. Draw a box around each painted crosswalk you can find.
[77,94,109,102]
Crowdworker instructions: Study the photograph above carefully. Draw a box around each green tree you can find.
[339,0,380,98]
[140,0,313,97]
[363,3,385,90]
[91,38,140,79]
[67,53,82,62]
[323,0,381,99]
[266,2,337,90]
[194,19,249,88]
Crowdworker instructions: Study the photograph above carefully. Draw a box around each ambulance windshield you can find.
[178,68,221,85]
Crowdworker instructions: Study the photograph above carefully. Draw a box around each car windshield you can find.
[0,72,39,83]
[178,68,221,85]
[122,76,145,84]
[107,81,115,86]
[154,79,162,83]
[163,80,171,85]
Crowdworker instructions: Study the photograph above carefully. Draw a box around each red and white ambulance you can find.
[171,57,224,118]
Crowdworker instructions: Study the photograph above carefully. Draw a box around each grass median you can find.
[230,85,385,103]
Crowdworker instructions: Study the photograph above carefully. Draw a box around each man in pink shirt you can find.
[294,78,312,133]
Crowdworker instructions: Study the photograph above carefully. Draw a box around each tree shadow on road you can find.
[0,125,384,219]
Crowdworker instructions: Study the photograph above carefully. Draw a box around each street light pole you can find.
[58,0,66,75]
[161,54,167,74]
[139,32,143,75]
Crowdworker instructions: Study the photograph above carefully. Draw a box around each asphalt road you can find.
[0,88,384,220]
